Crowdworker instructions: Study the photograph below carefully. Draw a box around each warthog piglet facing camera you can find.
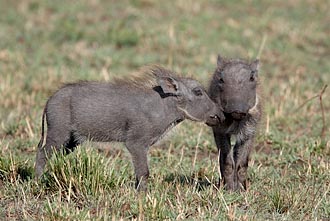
[209,55,262,191]
[35,66,225,191]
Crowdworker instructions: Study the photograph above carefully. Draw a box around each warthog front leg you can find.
[234,137,254,191]
[126,142,150,192]
[35,129,71,178]
[213,128,235,190]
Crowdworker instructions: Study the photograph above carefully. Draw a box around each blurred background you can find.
[0,0,329,219]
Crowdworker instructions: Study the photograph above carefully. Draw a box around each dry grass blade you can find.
[319,85,328,139]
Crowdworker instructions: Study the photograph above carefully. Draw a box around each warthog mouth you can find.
[177,107,203,122]
[178,107,220,126]
[224,112,247,121]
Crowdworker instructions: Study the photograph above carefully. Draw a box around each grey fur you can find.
[35,66,225,191]
[209,55,262,191]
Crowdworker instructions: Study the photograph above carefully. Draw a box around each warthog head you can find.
[211,55,259,120]
[156,73,224,125]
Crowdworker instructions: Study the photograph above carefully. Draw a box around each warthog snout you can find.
[224,102,249,120]
[205,114,220,126]
[205,104,225,126]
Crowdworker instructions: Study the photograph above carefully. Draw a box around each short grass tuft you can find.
[41,146,117,198]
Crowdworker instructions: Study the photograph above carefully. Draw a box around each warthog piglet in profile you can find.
[35,66,225,191]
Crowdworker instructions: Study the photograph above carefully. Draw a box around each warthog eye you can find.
[250,70,256,82]
[217,70,225,84]
[192,88,203,96]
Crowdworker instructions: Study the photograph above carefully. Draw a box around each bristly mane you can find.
[112,65,180,90]
[61,66,182,92]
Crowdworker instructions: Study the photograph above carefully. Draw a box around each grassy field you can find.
[0,0,329,220]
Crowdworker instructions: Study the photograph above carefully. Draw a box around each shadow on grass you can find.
[0,157,34,183]
[164,173,217,191]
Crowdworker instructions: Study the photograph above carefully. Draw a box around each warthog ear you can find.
[250,59,259,72]
[157,76,180,95]
[217,54,224,68]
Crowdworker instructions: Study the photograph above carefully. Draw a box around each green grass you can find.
[0,0,329,220]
